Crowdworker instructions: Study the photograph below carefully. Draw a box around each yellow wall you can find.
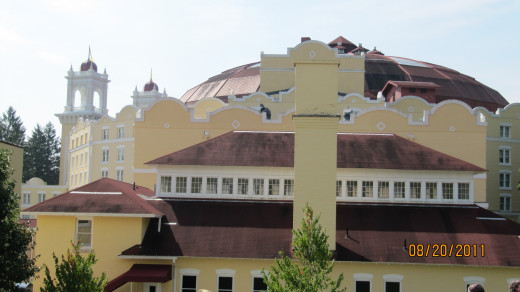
[21,177,67,213]
[0,140,23,195]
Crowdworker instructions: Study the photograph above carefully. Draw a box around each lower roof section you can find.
[123,198,520,267]
[105,264,172,292]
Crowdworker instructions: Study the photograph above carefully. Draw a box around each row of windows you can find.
[336,180,470,200]
[70,172,89,188]
[100,168,124,181]
[102,127,125,140]
[71,151,88,169]
[101,147,125,163]
[71,132,89,149]
[160,176,294,197]
[22,192,59,205]
[180,271,266,292]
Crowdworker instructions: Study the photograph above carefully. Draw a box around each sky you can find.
[1,0,519,138]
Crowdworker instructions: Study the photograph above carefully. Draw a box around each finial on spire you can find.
[88,46,93,62]
[150,68,153,81]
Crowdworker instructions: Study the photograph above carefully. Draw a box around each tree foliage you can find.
[0,149,38,290]
[40,242,107,292]
[0,106,26,146]
[263,203,346,292]
[23,122,60,184]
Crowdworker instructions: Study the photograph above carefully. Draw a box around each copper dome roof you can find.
[180,39,508,111]
[144,80,159,91]
[80,59,98,72]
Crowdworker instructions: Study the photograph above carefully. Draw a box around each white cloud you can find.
[0,25,28,45]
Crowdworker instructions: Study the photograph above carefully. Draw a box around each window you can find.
[161,176,172,193]
[116,169,124,181]
[207,177,218,194]
[458,183,470,200]
[218,277,233,292]
[268,179,280,195]
[385,282,400,292]
[442,183,453,199]
[410,182,421,199]
[102,149,109,163]
[409,88,416,93]
[252,277,267,292]
[117,147,124,162]
[253,179,264,196]
[101,169,108,178]
[238,178,249,195]
[176,177,187,193]
[499,148,511,165]
[76,219,92,248]
[394,182,405,198]
[426,182,437,199]
[191,177,202,194]
[347,180,357,197]
[378,181,389,198]
[284,179,294,196]
[362,181,373,197]
[500,125,511,138]
[181,275,197,292]
[336,180,342,197]
[79,173,83,185]
[118,127,124,139]
[38,192,46,203]
[500,194,511,211]
[222,178,233,195]
[23,193,30,205]
[356,281,371,292]
[500,172,511,189]
[102,129,109,140]
[80,153,83,166]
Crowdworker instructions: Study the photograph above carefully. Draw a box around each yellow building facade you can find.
[0,140,23,195]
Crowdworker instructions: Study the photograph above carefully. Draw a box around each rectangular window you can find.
[23,193,31,205]
[355,281,370,292]
[102,149,109,163]
[442,183,453,199]
[500,125,511,138]
[118,127,124,139]
[253,277,267,292]
[222,178,233,195]
[346,180,358,197]
[38,193,46,203]
[410,182,421,199]
[191,177,203,194]
[101,169,108,178]
[218,276,233,292]
[181,275,197,292]
[378,181,389,198]
[238,178,248,195]
[102,129,109,140]
[284,179,294,196]
[160,176,172,193]
[362,181,373,197]
[500,195,511,212]
[500,172,511,189]
[176,177,187,193]
[499,148,511,164]
[385,281,400,292]
[458,183,470,200]
[426,182,437,199]
[117,147,124,162]
[269,179,280,195]
[76,219,92,248]
[116,169,123,181]
[207,177,218,194]
[336,180,342,197]
[394,182,405,198]
[253,179,264,196]
[80,153,83,166]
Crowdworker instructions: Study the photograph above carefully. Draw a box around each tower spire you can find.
[150,68,153,81]
[88,46,93,62]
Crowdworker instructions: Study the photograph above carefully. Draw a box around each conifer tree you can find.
[0,106,26,146]
[0,149,38,290]
[263,203,346,292]
[23,123,60,184]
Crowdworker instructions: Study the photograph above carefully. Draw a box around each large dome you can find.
[181,38,508,111]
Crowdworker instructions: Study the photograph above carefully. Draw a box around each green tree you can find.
[0,106,26,146]
[23,123,60,184]
[0,149,38,291]
[40,242,107,292]
[263,203,346,292]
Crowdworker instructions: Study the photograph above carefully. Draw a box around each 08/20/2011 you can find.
[408,244,484,257]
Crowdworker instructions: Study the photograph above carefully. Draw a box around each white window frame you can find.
[251,270,267,292]
[383,274,403,292]
[117,126,125,139]
[22,192,31,205]
[180,268,199,292]
[76,217,93,250]
[499,146,511,165]
[117,146,124,162]
[499,170,512,190]
[500,123,511,139]
[500,194,512,212]
[101,168,108,178]
[216,269,235,292]
[283,179,294,196]
[102,147,109,163]
[38,192,46,203]
[116,168,124,182]
[102,127,109,140]
[354,273,373,292]
[143,282,161,292]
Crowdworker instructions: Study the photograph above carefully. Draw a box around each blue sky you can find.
[1,0,519,135]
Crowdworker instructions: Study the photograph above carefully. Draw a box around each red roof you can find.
[328,36,355,47]
[147,131,485,172]
[105,264,171,292]
[23,178,162,217]
[123,199,520,267]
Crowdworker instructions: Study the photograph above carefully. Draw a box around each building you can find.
[25,40,520,292]
[0,139,23,195]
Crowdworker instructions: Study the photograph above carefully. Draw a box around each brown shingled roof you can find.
[123,199,520,267]
[147,131,485,172]
[23,178,162,217]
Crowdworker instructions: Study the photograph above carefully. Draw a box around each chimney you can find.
[301,37,311,43]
